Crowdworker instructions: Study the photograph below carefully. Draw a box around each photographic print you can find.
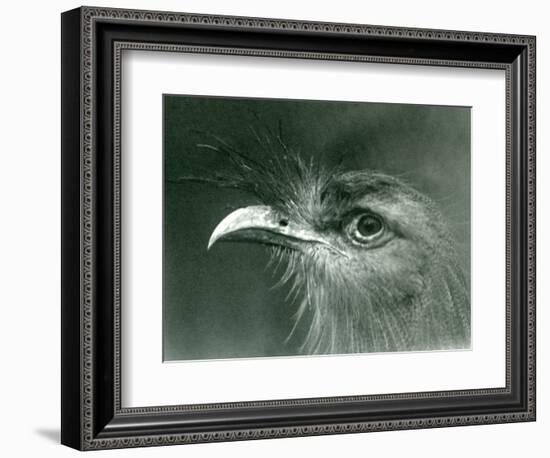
[163,95,471,361]
[61,9,536,448]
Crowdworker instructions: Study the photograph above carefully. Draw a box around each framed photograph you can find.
[61,6,536,450]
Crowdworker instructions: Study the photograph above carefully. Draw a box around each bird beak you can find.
[208,205,339,254]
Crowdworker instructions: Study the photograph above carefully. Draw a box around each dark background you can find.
[163,95,470,361]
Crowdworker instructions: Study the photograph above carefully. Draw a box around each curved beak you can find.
[208,205,343,256]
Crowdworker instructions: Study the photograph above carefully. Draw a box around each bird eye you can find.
[346,213,384,244]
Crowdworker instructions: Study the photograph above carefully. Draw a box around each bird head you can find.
[182,139,470,355]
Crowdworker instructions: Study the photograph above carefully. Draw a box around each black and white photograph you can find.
[164,95,471,361]
[2,1,545,457]
[59,3,536,453]
[59,4,537,451]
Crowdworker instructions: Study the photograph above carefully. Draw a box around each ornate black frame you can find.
[61,6,536,450]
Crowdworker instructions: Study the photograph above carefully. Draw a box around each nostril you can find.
[279,219,289,227]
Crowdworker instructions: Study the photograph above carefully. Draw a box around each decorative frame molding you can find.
[61,6,536,450]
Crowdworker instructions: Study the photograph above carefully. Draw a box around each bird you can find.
[178,133,470,356]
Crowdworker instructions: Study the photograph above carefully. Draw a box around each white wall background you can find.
[0,0,545,456]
